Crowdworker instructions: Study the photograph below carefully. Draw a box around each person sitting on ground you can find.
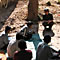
[25,21,35,40]
[19,21,34,40]
[36,35,60,60]
[13,40,32,60]
[7,33,21,59]
[0,26,11,36]
[0,51,7,60]
[0,26,11,51]
[42,8,54,30]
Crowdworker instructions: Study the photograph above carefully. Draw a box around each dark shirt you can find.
[13,50,32,60]
[43,13,53,21]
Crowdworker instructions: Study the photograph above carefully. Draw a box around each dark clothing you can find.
[43,13,53,21]
[42,13,54,29]
[43,22,54,29]
[18,25,33,40]
[0,34,9,50]
[13,50,32,60]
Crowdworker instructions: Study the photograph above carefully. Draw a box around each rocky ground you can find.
[0,0,60,59]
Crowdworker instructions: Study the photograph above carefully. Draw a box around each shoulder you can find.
[26,50,32,52]
[14,51,19,56]
[49,13,53,16]
[38,42,44,46]
[26,50,32,54]
[25,50,32,57]
[44,44,51,50]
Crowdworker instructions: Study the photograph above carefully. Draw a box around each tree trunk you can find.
[27,0,38,21]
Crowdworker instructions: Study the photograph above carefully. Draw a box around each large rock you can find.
[0,0,17,8]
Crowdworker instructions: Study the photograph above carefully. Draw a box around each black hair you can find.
[18,40,27,49]
[16,33,24,40]
[5,26,11,33]
[44,9,49,12]
[43,35,51,44]
[26,21,33,27]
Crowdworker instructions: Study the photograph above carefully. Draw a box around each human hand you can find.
[48,20,52,24]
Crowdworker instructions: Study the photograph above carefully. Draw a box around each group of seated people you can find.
[0,8,60,60]
[0,21,40,60]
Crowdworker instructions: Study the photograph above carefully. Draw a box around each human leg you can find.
[48,22,54,30]
[42,22,48,29]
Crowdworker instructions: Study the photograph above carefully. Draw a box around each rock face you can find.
[0,0,17,8]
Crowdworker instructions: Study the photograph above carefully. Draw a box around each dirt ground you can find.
[0,0,60,51]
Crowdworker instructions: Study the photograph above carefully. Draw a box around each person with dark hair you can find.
[18,40,27,49]
[13,40,32,60]
[16,33,24,40]
[36,35,60,60]
[26,21,33,28]
[43,35,51,44]
[7,33,21,58]
[42,8,54,30]
[5,26,11,34]
[0,26,11,51]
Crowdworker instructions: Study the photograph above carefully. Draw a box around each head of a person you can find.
[18,40,27,50]
[43,35,51,44]
[16,33,24,40]
[26,21,33,28]
[44,8,49,15]
[5,26,11,34]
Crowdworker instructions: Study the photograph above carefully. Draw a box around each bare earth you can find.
[0,0,60,58]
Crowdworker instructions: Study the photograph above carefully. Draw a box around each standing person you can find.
[36,35,60,60]
[42,8,54,30]
[13,40,32,60]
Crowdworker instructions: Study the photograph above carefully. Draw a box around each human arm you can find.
[7,44,13,57]
[13,52,18,60]
[7,43,16,58]
[47,46,59,59]
[48,14,53,24]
